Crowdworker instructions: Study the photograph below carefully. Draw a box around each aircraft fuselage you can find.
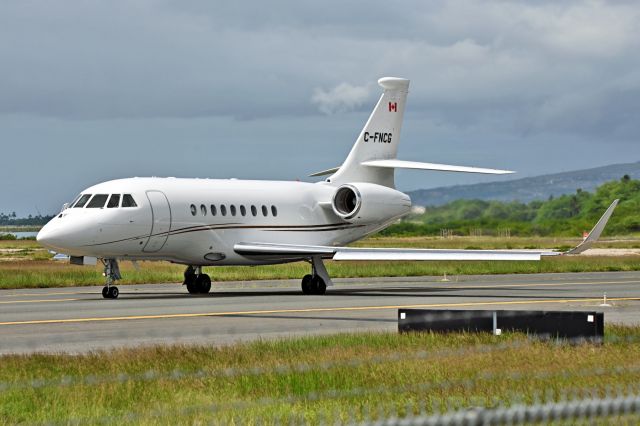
[38,177,407,265]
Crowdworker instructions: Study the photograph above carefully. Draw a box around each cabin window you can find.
[230,205,237,216]
[190,204,197,216]
[86,194,109,208]
[122,194,138,208]
[107,194,120,208]
[221,205,227,216]
[73,194,92,208]
[271,205,278,217]
[210,205,217,216]
[240,205,246,216]
[251,205,257,216]
[261,205,268,216]
[201,204,207,215]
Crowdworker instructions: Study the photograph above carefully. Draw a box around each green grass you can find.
[1,327,640,424]
[1,256,640,289]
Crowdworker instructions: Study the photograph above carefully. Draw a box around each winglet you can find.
[565,199,619,255]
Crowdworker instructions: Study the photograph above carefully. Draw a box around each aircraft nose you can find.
[36,224,55,247]
[37,223,67,251]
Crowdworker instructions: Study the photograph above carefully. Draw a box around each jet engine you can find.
[331,183,411,223]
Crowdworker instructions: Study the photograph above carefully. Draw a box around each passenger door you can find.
[143,190,171,253]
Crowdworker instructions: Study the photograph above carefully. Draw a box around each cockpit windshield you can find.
[122,194,137,207]
[107,194,120,208]
[86,194,109,208]
[68,194,82,208]
[73,194,92,208]
[70,193,137,209]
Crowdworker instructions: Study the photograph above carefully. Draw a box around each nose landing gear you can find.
[101,259,121,299]
[184,266,212,294]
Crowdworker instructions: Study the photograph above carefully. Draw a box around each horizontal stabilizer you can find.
[361,159,514,175]
[309,167,340,177]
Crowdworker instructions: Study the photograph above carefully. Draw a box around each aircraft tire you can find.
[313,277,327,295]
[197,274,212,294]
[108,286,119,299]
[186,281,199,294]
[301,274,313,294]
[102,287,109,299]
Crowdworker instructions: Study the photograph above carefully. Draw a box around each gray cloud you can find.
[311,83,371,115]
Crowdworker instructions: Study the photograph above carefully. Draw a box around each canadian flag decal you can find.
[388,102,397,112]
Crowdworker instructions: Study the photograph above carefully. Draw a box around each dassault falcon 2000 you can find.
[37,77,618,299]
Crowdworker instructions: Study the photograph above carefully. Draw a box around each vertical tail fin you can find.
[330,77,410,188]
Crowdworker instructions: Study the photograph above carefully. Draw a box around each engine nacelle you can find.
[331,183,411,224]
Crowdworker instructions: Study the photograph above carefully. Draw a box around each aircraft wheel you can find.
[186,281,199,294]
[108,286,119,299]
[197,274,212,294]
[185,272,197,294]
[301,274,313,295]
[102,287,109,299]
[312,276,327,295]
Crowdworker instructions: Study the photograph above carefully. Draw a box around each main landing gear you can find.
[301,256,332,295]
[301,274,326,295]
[101,259,121,299]
[184,266,212,294]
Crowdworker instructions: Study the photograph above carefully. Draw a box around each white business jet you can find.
[37,77,618,299]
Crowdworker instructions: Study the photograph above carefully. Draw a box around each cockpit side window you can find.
[107,194,121,208]
[73,194,92,208]
[69,194,82,208]
[122,194,138,208]
[86,194,109,208]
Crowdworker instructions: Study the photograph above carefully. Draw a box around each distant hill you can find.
[407,161,640,206]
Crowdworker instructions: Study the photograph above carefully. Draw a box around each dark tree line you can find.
[0,213,54,226]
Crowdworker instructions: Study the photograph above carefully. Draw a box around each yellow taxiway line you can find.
[0,296,639,326]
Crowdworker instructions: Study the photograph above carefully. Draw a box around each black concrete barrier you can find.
[398,309,604,343]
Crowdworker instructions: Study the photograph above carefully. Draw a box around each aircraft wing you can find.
[235,199,619,261]
[234,243,546,261]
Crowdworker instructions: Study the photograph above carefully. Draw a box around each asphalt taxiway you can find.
[1,271,639,354]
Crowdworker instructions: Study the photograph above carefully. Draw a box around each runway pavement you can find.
[1,271,640,354]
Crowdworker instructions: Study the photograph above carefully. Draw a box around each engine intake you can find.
[331,183,411,224]
[332,185,361,219]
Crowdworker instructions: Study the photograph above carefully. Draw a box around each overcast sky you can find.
[1,0,639,215]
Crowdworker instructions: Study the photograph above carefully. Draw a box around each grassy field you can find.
[0,237,639,289]
[1,257,640,289]
[1,327,639,424]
